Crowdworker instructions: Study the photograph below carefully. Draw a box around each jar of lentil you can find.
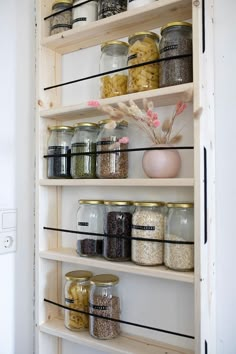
[64,270,93,331]
[89,274,121,339]
[104,201,134,261]
[72,0,98,28]
[131,201,165,266]
[100,41,129,99]
[50,0,73,36]
[96,120,128,179]
[164,203,194,271]
[98,0,127,20]
[71,122,98,179]
[47,126,73,179]
[159,22,193,88]
[77,200,104,257]
[127,31,160,93]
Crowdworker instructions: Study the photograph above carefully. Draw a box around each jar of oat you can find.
[131,201,165,266]
[100,41,129,99]
[98,0,127,19]
[50,0,73,36]
[72,0,98,28]
[164,203,194,271]
[127,31,160,93]
[159,22,193,88]
[96,120,129,179]
[64,270,93,331]
[89,274,121,339]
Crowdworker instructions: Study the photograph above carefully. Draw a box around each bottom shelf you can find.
[40,318,194,354]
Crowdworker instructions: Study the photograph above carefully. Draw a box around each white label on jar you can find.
[132,225,155,231]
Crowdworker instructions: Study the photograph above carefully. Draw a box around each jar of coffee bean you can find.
[98,0,127,20]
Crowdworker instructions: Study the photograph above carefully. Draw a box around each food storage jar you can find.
[89,274,121,339]
[128,0,155,10]
[72,0,98,28]
[50,0,73,36]
[64,270,93,331]
[159,22,193,87]
[100,41,129,99]
[164,202,194,271]
[98,0,127,20]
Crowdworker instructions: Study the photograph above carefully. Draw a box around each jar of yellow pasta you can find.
[64,270,93,331]
[127,31,160,93]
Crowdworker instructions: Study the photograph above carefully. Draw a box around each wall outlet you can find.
[0,231,16,254]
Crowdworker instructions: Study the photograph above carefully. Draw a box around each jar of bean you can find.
[164,203,194,271]
[131,201,165,266]
[159,22,193,87]
[98,0,127,20]
[89,274,121,339]
[64,270,93,331]
[50,0,73,36]
[100,41,129,99]
[72,0,98,28]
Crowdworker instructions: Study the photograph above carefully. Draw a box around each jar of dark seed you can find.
[104,200,134,261]
[98,0,127,20]
[77,200,104,257]
[71,122,98,179]
[50,0,73,36]
[96,120,129,179]
[89,274,121,339]
[159,22,193,88]
[47,126,74,179]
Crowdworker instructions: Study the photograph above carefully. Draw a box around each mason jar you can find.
[100,41,129,99]
[50,0,73,36]
[96,120,128,179]
[72,0,98,28]
[128,0,155,10]
[159,22,193,87]
[47,126,73,179]
[89,274,121,339]
[164,202,194,271]
[76,200,104,257]
[64,270,93,331]
[98,0,127,20]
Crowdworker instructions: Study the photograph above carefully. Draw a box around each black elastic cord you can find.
[44,0,94,21]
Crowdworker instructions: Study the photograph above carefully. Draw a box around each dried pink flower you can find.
[119,137,129,144]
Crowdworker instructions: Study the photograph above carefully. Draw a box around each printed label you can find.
[128,54,138,61]
[78,222,89,227]
[89,303,109,311]
[160,44,178,54]
[96,140,114,146]
[73,17,87,23]
[48,146,69,155]
[132,225,155,231]
[65,298,74,304]
[72,143,87,148]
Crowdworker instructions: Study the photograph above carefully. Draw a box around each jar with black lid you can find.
[50,0,73,36]
[98,0,127,20]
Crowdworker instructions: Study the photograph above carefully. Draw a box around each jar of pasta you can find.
[50,0,73,36]
[127,31,160,93]
[64,270,93,331]
[100,41,129,99]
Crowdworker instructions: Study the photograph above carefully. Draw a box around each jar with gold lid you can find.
[50,0,73,36]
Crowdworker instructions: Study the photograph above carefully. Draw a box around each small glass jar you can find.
[164,203,194,271]
[127,31,160,93]
[76,200,104,257]
[71,122,98,179]
[98,0,127,20]
[64,270,93,331]
[159,22,193,88]
[47,126,73,179]
[131,202,165,266]
[104,201,133,261]
[72,0,98,28]
[89,274,121,339]
[50,0,73,36]
[128,0,155,10]
[100,41,129,99]
[96,120,129,179]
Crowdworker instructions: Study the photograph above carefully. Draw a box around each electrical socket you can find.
[0,232,16,254]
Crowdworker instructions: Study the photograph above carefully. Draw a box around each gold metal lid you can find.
[48,125,73,131]
[166,202,194,208]
[128,31,160,43]
[73,122,98,128]
[65,270,93,281]
[90,274,119,286]
[52,0,73,6]
[79,200,104,205]
[98,119,128,127]
[104,200,132,206]
[133,201,165,207]
[161,22,192,35]
[101,40,129,50]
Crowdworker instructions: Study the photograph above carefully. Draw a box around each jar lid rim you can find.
[104,200,132,205]
[79,200,104,204]
[166,202,194,208]
[48,125,74,131]
[128,31,160,42]
[73,122,98,128]
[101,40,129,50]
[133,201,165,207]
[161,22,192,34]
[52,0,73,7]
[90,274,119,286]
[65,270,93,281]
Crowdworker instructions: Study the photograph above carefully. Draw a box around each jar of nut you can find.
[127,31,160,93]
[50,0,73,36]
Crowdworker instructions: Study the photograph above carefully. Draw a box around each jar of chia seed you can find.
[50,0,73,36]
[98,0,127,20]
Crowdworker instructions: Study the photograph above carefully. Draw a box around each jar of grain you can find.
[127,31,160,93]
[100,41,129,99]
[98,0,127,19]
[128,0,155,10]
[72,0,98,28]
[96,120,128,179]
[159,22,193,87]
[164,203,194,271]
[64,270,93,331]
[131,201,165,266]
[50,0,73,36]
[89,274,121,339]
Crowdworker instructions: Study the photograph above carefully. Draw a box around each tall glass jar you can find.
[100,41,129,99]
[76,200,104,257]
[98,0,127,20]
[47,126,73,179]
[72,0,98,28]
[64,270,93,331]
[159,22,193,87]
[71,122,98,179]
[131,202,165,266]
[50,0,73,36]
[127,31,160,93]
[89,274,121,339]
[164,203,194,271]
[96,120,128,179]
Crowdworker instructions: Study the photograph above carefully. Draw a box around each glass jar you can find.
[71,122,98,179]
[159,22,193,87]
[64,270,93,331]
[72,0,98,28]
[47,126,73,179]
[104,201,133,261]
[89,274,121,339]
[50,0,73,36]
[128,0,155,10]
[131,202,165,266]
[96,120,128,179]
[98,0,127,20]
[164,203,194,271]
[76,200,104,257]
[127,31,160,93]
[100,41,129,99]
